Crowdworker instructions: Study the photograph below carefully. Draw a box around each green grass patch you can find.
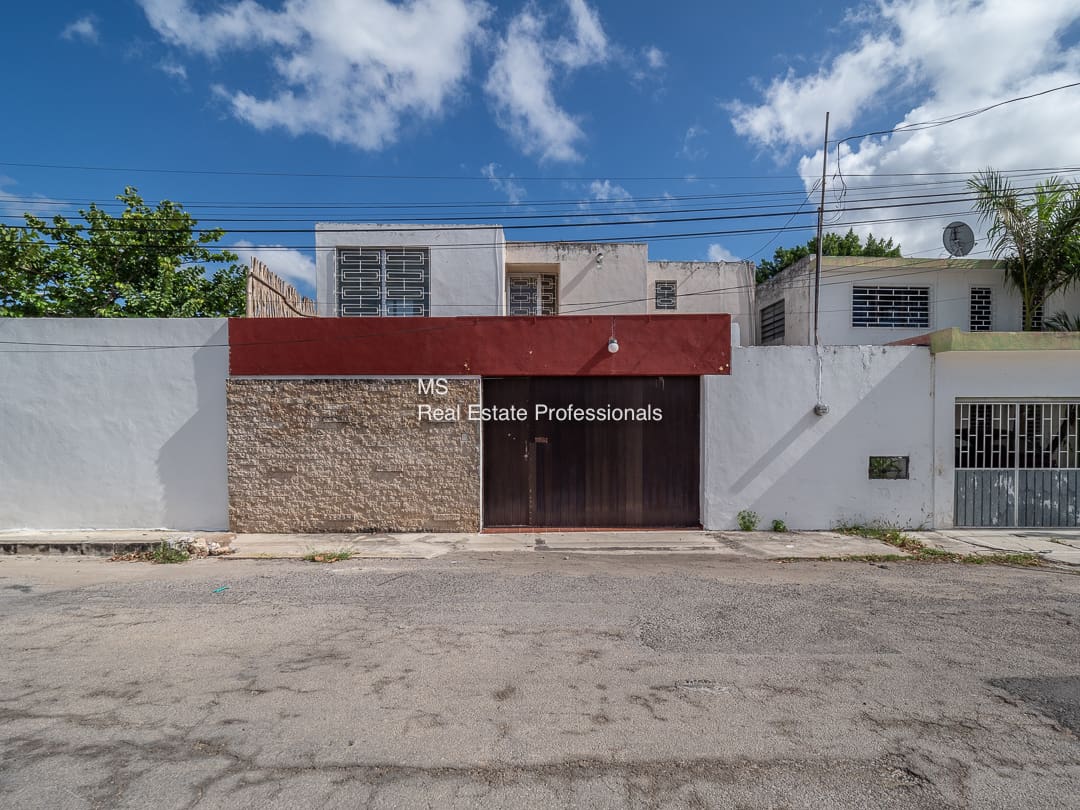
[302,550,354,563]
[150,543,191,564]
[831,522,1042,567]
[960,553,1042,567]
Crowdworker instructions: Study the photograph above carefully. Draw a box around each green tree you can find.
[0,187,246,317]
[756,228,902,283]
[969,169,1080,331]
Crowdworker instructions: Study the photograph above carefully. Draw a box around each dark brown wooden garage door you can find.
[482,377,699,528]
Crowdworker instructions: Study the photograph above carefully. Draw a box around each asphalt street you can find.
[1,553,1079,809]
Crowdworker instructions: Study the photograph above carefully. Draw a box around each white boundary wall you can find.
[0,319,229,530]
[17,319,1068,533]
[702,345,934,530]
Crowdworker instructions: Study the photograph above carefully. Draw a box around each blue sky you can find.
[3,0,1080,296]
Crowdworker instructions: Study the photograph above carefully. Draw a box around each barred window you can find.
[654,280,677,310]
[338,247,429,317]
[955,402,1080,469]
[969,287,993,331]
[852,285,930,328]
[1022,299,1045,331]
[760,300,785,344]
[508,273,558,316]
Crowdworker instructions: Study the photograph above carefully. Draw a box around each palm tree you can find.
[968,169,1080,330]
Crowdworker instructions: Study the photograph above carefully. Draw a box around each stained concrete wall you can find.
[702,345,934,530]
[506,242,648,315]
[647,260,756,339]
[0,319,229,529]
[227,377,482,532]
[315,224,506,317]
[931,349,1080,528]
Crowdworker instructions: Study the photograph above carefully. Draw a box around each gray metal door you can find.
[955,401,1080,527]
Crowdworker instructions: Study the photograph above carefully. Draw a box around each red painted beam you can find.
[229,315,731,376]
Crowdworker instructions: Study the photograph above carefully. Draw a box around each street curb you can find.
[0,541,163,557]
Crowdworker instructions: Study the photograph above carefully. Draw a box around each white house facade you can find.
[755,256,1080,346]
[314,223,756,338]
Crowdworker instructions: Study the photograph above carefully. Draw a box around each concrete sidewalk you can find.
[226,529,908,560]
[2,527,1077,563]
[912,529,1080,566]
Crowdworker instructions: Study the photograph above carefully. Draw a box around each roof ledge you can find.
[892,328,1080,353]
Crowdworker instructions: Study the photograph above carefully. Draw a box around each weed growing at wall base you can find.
[737,510,760,531]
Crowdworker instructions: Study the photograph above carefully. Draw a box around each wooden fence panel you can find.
[245,257,317,317]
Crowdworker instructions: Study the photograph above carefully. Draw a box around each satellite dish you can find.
[943,221,975,257]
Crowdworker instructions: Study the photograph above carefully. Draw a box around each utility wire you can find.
[0,250,1002,350]
[2,165,1075,214]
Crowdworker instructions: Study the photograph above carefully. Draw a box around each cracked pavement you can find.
[1,553,1079,809]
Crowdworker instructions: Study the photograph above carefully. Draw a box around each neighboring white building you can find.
[754,256,1080,346]
[315,224,507,318]
[314,223,756,337]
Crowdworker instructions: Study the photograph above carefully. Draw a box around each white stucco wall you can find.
[646,260,756,339]
[931,349,1080,528]
[315,224,506,317]
[506,242,647,315]
[0,319,229,530]
[702,345,934,530]
[755,257,1080,345]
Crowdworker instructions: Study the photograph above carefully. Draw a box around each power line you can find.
[3,165,1076,215]
[0,250,1003,348]
[0,191,1023,237]
[832,81,1080,148]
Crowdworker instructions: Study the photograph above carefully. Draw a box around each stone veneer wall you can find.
[227,378,481,532]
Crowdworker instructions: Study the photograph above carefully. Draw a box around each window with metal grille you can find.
[851,285,930,328]
[655,280,677,310]
[1022,299,1045,331]
[337,247,429,316]
[969,287,993,331]
[759,300,785,344]
[507,273,558,315]
[955,401,1080,469]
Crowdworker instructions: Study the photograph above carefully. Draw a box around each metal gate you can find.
[955,401,1080,527]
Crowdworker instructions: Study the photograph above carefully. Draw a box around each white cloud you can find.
[0,178,68,220]
[234,241,316,290]
[728,35,900,152]
[481,162,527,203]
[61,15,99,43]
[486,0,609,162]
[644,45,665,70]
[728,0,1080,254]
[679,125,707,160]
[707,243,740,263]
[588,179,632,202]
[158,61,187,81]
[556,0,608,68]
[137,0,490,151]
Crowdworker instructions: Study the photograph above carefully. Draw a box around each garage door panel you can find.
[483,376,699,528]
